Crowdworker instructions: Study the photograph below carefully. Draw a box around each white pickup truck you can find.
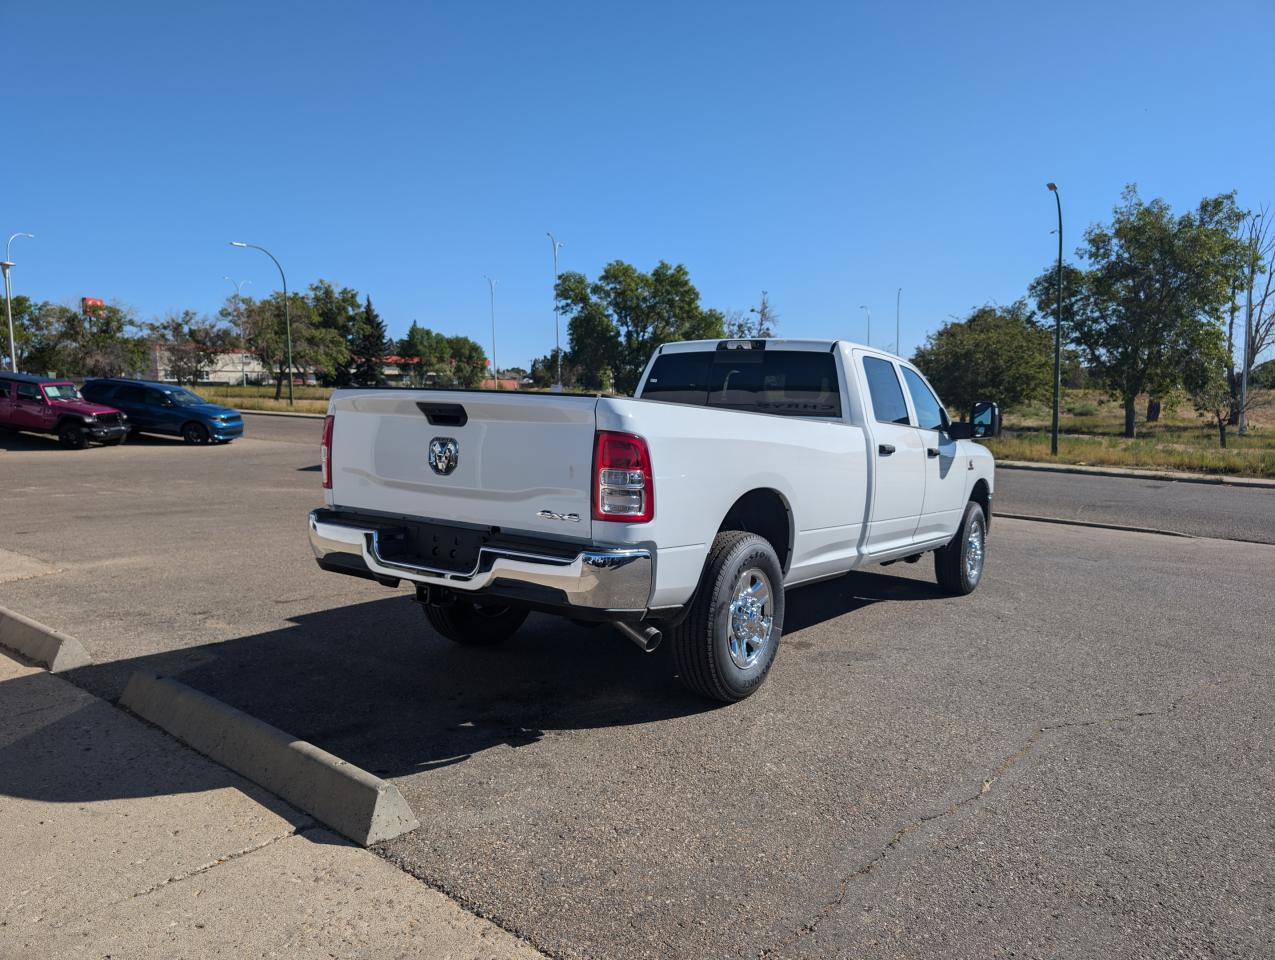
[309,339,999,702]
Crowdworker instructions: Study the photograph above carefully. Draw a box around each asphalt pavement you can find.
[995,467,1275,544]
[1,413,1272,959]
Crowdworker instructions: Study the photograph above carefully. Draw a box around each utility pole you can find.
[223,277,251,385]
[484,275,498,390]
[547,232,564,390]
[859,305,871,346]
[230,242,293,405]
[1046,183,1063,456]
[3,232,35,372]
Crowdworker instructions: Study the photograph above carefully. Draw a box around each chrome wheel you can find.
[727,567,774,670]
[965,518,985,585]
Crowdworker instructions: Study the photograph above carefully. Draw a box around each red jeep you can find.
[0,373,129,448]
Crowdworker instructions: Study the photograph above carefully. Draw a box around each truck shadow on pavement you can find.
[3,568,941,806]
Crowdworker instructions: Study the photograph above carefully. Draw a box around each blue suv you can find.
[81,379,244,444]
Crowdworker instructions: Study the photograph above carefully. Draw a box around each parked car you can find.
[0,372,129,448]
[308,338,1000,702]
[81,379,244,444]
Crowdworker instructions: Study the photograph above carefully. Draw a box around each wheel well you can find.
[970,479,991,530]
[718,488,792,573]
[55,415,84,431]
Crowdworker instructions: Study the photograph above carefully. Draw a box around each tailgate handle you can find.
[416,402,468,427]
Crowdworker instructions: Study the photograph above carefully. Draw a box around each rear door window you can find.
[862,357,911,425]
[16,383,40,401]
[642,348,842,418]
[115,386,147,403]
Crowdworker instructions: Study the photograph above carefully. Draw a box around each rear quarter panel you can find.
[595,397,869,607]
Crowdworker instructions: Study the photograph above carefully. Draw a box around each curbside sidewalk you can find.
[0,650,543,959]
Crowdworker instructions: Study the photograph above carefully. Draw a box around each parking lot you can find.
[2,414,1273,959]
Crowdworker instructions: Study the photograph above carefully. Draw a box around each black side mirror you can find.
[969,400,1001,438]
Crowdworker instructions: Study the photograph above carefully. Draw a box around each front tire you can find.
[182,422,210,444]
[934,500,987,596]
[58,422,88,449]
[422,600,528,646]
[670,531,784,703]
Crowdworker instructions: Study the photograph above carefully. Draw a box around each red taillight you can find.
[593,431,653,523]
[320,415,334,490]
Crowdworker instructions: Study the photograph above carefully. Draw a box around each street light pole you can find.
[230,242,293,405]
[4,232,35,373]
[547,232,564,389]
[895,287,902,356]
[484,275,498,390]
[1046,183,1063,456]
[225,278,251,386]
[859,305,871,346]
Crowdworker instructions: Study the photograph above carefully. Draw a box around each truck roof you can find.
[655,338,898,358]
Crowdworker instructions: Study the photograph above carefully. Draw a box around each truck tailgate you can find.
[328,390,598,539]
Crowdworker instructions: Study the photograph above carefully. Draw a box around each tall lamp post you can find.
[484,275,498,390]
[224,277,251,386]
[895,287,902,356]
[3,232,35,373]
[230,242,293,405]
[546,232,564,390]
[859,305,871,346]
[1046,183,1063,456]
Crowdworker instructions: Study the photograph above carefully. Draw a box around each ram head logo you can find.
[428,437,459,476]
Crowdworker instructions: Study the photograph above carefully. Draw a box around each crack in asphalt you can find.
[757,680,1224,958]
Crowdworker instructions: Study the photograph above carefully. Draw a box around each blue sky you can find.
[5,1,1271,368]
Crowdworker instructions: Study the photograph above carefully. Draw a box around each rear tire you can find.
[935,500,987,596]
[58,422,88,449]
[670,531,784,703]
[422,600,528,645]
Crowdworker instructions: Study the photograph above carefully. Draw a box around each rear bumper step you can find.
[308,509,652,613]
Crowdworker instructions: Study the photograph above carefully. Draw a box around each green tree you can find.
[21,301,147,377]
[399,321,460,386]
[555,260,725,393]
[530,347,579,388]
[236,293,346,399]
[309,280,363,386]
[447,335,488,389]
[1031,186,1247,437]
[1182,322,1235,447]
[911,301,1052,414]
[726,291,779,338]
[149,310,230,384]
[2,294,39,369]
[351,297,388,385]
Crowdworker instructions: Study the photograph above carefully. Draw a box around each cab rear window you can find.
[641,349,842,418]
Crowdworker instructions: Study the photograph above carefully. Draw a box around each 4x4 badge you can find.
[428,437,459,476]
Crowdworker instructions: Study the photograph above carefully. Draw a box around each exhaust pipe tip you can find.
[614,621,662,653]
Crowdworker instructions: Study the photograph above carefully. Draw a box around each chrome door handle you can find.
[927,447,940,458]
[878,443,895,456]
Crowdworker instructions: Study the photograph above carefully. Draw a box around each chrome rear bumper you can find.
[308,510,652,612]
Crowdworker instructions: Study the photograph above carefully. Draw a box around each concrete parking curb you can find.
[0,606,92,672]
[998,459,1275,489]
[240,408,326,420]
[120,671,419,847]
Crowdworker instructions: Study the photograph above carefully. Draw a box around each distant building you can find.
[143,343,272,384]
